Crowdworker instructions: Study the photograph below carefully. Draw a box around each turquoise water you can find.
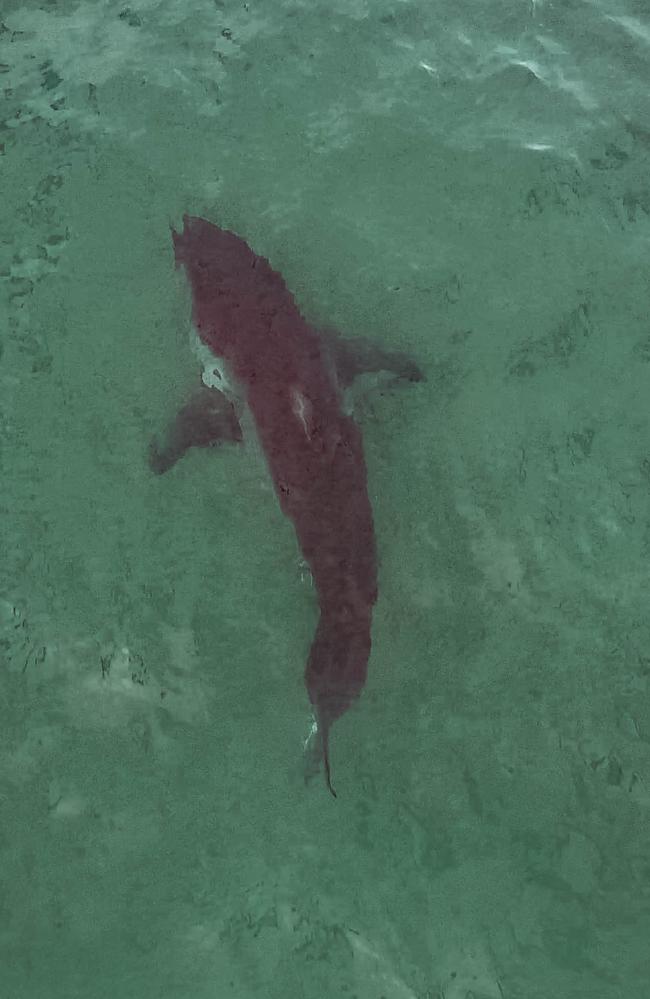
[1,1,649,996]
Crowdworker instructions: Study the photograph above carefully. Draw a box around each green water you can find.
[1,1,649,996]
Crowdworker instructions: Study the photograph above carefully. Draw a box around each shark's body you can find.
[151,215,423,794]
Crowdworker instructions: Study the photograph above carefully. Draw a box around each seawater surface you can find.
[1,1,649,997]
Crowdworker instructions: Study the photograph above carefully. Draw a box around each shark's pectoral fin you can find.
[149,384,243,474]
[318,327,425,389]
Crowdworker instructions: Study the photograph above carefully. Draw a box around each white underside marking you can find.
[290,386,313,441]
[188,328,265,468]
[190,331,234,395]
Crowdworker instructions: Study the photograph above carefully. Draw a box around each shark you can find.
[150,215,424,795]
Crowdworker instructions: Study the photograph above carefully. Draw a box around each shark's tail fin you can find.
[318,709,337,798]
[303,711,337,798]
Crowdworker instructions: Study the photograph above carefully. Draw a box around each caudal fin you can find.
[303,712,337,799]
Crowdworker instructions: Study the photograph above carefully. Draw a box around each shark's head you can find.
[171,215,285,356]
[172,215,253,275]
